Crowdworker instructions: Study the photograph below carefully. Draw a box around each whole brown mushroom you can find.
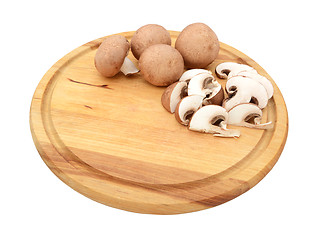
[175,23,220,69]
[131,24,171,60]
[94,35,139,77]
[139,44,184,86]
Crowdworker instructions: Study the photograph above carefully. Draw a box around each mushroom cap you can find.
[139,44,184,86]
[174,95,203,125]
[189,105,240,137]
[234,71,274,99]
[179,69,212,83]
[187,72,215,96]
[203,86,224,106]
[227,103,273,129]
[215,62,257,79]
[94,35,130,77]
[189,105,227,132]
[224,76,269,111]
[227,103,262,125]
[187,72,224,106]
[161,81,188,113]
[175,23,220,68]
[131,24,171,60]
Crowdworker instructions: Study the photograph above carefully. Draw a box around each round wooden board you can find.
[30,31,288,214]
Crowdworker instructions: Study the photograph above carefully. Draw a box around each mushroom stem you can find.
[219,121,227,129]
[120,57,139,75]
[240,120,273,130]
[212,127,240,138]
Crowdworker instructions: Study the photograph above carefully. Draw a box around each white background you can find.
[1,0,315,239]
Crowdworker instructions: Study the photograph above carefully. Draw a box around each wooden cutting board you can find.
[30,31,288,214]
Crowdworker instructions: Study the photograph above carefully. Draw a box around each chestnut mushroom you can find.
[233,70,274,99]
[189,105,240,138]
[223,76,269,111]
[227,103,273,129]
[94,35,139,77]
[216,62,274,99]
[179,69,211,83]
[187,72,224,106]
[174,95,203,125]
[131,24,171,60]
[161,81,188,113]
[175,23,220,68]
[139,44,184,86]
[215,62,257,79]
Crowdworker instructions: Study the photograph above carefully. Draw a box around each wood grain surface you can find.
[30,31,288,214]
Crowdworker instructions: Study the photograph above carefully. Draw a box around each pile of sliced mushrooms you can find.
[161,63,274,138]
[94,23,274,138]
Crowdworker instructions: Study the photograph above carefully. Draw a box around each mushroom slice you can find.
[202,85,224,106]
[161,81,188,113]
[228,103,273,129]
[179,69,212,83]
[188,72,215,96]
[175,95,203,125]
[189,105,240,138]
[216,62,257,79]
[224,76,269,111]
[234,70,274,99]
[120,57,140,76]
[188,72,224,106]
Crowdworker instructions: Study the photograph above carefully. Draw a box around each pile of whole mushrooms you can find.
[94,23,273,138]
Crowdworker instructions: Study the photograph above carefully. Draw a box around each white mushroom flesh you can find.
[188,72,216,97]
[224,76,269,111]
[228,103,273,129]
[233,70,274,99]
[169,82,188,113]
[176,95,203,125]
[216,62,257,79]
[179,69,212,83]
[202,85,223,106]
[120,57,139,75]
[189,105,240,138]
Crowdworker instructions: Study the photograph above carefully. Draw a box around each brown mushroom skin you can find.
[161,82,187,113]
[174,102,195,126]
[203,86,224,106]
[174,102,187,125]
[131,24,171,60]
[139,44,184,86]
[175,23,219,69]
[94,35,130,77]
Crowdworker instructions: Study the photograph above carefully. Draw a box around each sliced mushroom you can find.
[203,86,224,106]
[175,95,203,125]
[234,70,274,99]
[228,103,273,129]
[189,105,240,138]
[161,81,188,113]
[120,57,140,76]
[188,72,215,96]
[224,76,269,111]
[179,69,211,83]
[216,62,257,79]
[187,72,224,106]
